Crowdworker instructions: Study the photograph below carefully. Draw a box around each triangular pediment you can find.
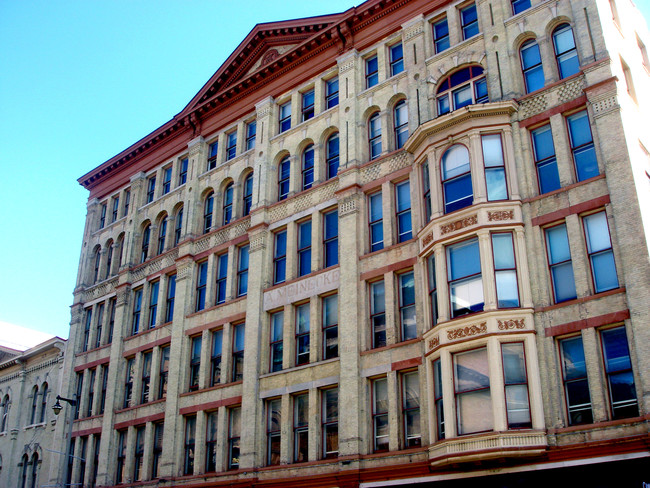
[245,44,299,77]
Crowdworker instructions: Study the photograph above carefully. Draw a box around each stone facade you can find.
[66,0,650,487]
[0,338,66,488]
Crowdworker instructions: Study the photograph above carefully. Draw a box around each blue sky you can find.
[0,1,649,341]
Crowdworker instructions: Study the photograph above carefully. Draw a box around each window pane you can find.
[496,271,519,308]
[502,343,526,383]
[448,239,481,280]
[602,328,632,372]
[584,212,611,252]
[455,348,489,391]
[505,384,531,425]
[457,390,493,434]
[532,125,555,161]
[443,145,470,179]
[486,167,507,201]
[546,225,571,263]
[482,134,504,167]
[453,84,473,109]
[561,337,587,380]
[492,233,515,268]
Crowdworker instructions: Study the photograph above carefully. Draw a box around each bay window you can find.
[454,347,492,435]
[447,238,483,317]
[442,145,472,213]
[482,134,507,201]
[492,233,519,308]
[433,359,445,439]
[436,65,487,116]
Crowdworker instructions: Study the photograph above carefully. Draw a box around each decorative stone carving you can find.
[249,233,266,253]
[498,319,526,330]
[404,23,424,41]
[116,286,131,306]
[519,93,548,119]
[176,261,193,281]
[339,196,358,216]
[447,322,487,340]
[488,210,514,221]
[427,336,439,351]
[557,77,585,104]
[441,215,478,235]
[261,49,280,66]
[591,94,619,118]
[338,58,356,73]
[422,232,433,247]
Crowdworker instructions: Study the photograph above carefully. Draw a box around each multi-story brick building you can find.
[66,0,650,486]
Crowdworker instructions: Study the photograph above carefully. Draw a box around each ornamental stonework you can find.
[441,215,478,235]
[447,322,487,340]
[249,233,266,253]
[427,336,440,351]
[488,210,514,221]
[339,196,358,216]
[261,49,280,66]
[498,319,526,330]
[422,232,433,247]
[116,286,131,306]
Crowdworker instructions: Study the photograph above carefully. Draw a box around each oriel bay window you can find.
[545,224,577,303]
[372,377,389,452]
[422,161,432,222]
[567,110,599,181]
[433,359,445,439]
[322,388,339,458]
[492,233,520,308]
[442,144,473,213]
[270,311,284,372]
[399,271,416,340]
[436,65,487,116]
[232,323,245,382]
[559,336,593,425]
[583,211,618,293]
[447,238,484,317]
[322,294,338,360]
[370,280,386,348]
[482,134,508,201]
[294,393,309,462]
[501,342,531,428]
[428,255,438,327]
[210,329,223,386]
[454,347,492,435]
[296,303,310,366]
[267,399,282,465]
[601,326,638,419]
[402,372,421,447]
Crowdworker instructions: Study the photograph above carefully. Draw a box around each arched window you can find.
[29,386,38,425]
[326,134,339,179]
[20,454,28,488]
[30,453,38,488]
[243,173,253,216]
[278,157,291,201]
[394,100,408,149]
[39,383,48,423]
[203,192,214,234]
[116,234,125,269]
[157,216,167,254]
[520,40,544,93]
[175,207,184,247]
[223,183,234,225]
[93,248,101,283]
[105,241,114,279]
[141,224,151,263]
[436,65,487,116]
[1,394,10,431]
[553,24,579,79]
[369,112,382,160]
[302,145,314,190]
[442,145,473,213]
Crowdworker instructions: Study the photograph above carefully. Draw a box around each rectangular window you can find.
[295,303,310,366]
[512,0,531,14]
[226,131,237,160]
[205,411,218,472]
[184,415,196,475]
[492,233,519,308]
[146,176,156,203]
[208,141,218,170]
[298,220,312,277]
[213,253,227,305]
[196,261,208,311]
[372,377,389,451]
[152,422,164,478]
[501,342,531,428]
[86,368,96,417]
[232,323,245,382]
[369,112,382,159]
[267,399,282,466]
[559,336,593,425]
[322,294,338,360]
[326,77,339,109]
[433,18,450,53]
[189,336,202,391]
[273,230,287,284]
[482,134,508,201]
[366,55,378,88]
[447,238,484,317]
[158,346,170,400]
[422,161,432,222]
[601,327,638,419]
[402,372,421,447]
[116,430,127,484]
[237,245,249,296]
[545,224,577,303]
[228,407,241,469]
[531,124,561,194]
[428,255,438,327]
[370,280,386,348]
[148,280,159,328]
[270,311,284,372]
[461,4,479,39]
[302,89,315,121]
[433,359,445,439]
[132,288,142,335]
[294,393,309,462]
[399,271,416,340]
[179,157,188,185]
[246,121,256,150]
[368,192,384,252]
[91,434,101,486]
[82,308,92,352]
[322,388,338,458]
[323,210,338,268]
[112,196,119,222]
[134,425,145,481]
[162,166,172,194]
[454,347,492,434]
[390,43,404,76]
[395,180,412,242]
[140,351,152,403]
[99,203,106,229]
[165,274,176,323]
[99,365,109,414]
[279,102,291,133]
[210,329,223,386]
[567,111,599,181]
[123,358,134,409]
[157,218,167,254]
[123,189,130,217]
[74,372,83,419]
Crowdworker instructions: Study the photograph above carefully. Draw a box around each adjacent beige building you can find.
[65,0,650,486]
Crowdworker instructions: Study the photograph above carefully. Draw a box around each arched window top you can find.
[278,156,291,201]
[521,39,544,93]
[436,65,487,116]
[39,383,48,423]
[394,100,408,149]
[223,182,234,225]
[243,172,253,216]
[442,145,470,178]
[552,24,579,79]
[326,133,339,179]
[441,144,473,213]
[302,145,315,190]
[369,112,382,160]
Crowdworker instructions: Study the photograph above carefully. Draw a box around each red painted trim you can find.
[71,426,102,438]
[361,337,421,355]
[523,174,606,203]
[114,411,165,430]
[360,164,412,193]
[185,295,247,319]
[535,287,625,312]
[519,95,588,128]
[360,256,417,281]
[185,312,247,336]
[123,336,172,358]
[73,355,110,372]
[531,195,610,227]
[391,357,422,371]
[545,309,630,337]
[178,395,242,415]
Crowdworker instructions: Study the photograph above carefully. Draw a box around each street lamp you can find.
[52,395,77,416]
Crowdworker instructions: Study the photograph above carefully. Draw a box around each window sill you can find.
[260,356,340,378]
[24,422,47,430]
[548,414,648,434]
[361,337,420,355]
[357,70,408,98]
[179,381,243,397]
[534,286,625,313]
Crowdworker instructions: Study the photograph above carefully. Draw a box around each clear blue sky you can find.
[0,1,649,340]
